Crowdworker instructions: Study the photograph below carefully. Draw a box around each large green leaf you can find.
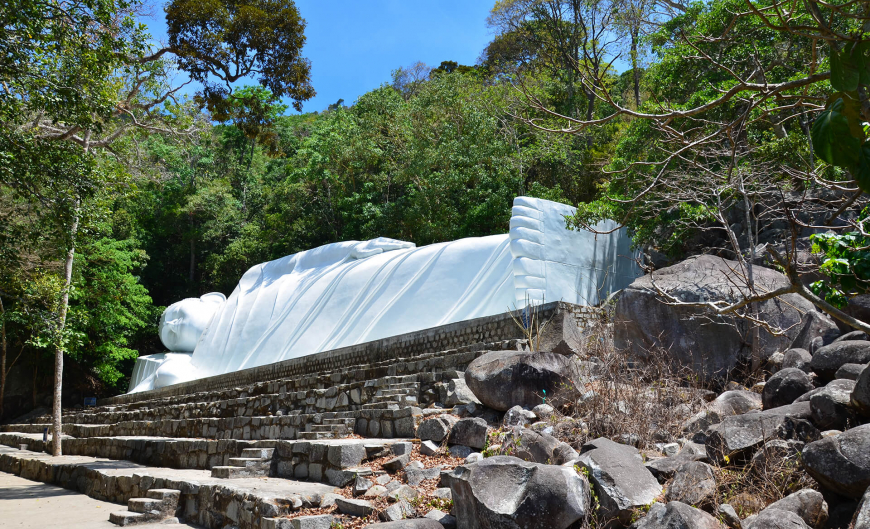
[831,43,861,92]
[812,97,862,166]
[853,144,870,193]
[857,42,870,85]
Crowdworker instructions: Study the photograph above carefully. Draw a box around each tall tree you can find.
[0,0,314,455]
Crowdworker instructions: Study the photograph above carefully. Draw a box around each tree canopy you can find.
[3,0,870,421]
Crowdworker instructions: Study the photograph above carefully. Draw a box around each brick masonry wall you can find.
[4,302,604,444]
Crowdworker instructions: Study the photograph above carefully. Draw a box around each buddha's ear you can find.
[200,292,227,304]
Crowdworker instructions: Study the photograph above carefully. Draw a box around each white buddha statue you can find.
[128,197,640,392]
[128,293,225,393]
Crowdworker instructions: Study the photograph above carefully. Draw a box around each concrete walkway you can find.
[0,471,200,528]
[0,445,338,529]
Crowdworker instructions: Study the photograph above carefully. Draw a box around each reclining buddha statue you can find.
[128,196,640,393]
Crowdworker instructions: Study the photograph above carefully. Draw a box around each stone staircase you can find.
[109,488,180,526]
[0,315,556,474]
[371,380,420,408]
[2,347,501,443]
[211,447,274,478]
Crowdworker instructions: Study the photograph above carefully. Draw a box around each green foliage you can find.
[166,0,315,112]
[0,0,139,128]
[811,211,870,308]
[67,238,158,389]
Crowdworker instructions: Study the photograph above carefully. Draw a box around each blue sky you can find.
[143,1,495,114]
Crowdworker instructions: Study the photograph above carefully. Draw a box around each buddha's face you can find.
[159,293,226,352]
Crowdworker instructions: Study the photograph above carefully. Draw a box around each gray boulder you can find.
[388,484,419,503]
[809,379,857,430]
[749,439,802,472]
[353,476,372,497]
[630,501,723,529]
[499,427,577,465]
[446,378,482,407]
[406,466,442,487]
[853,487,870,529]
[810,341,870,381]
[614,256,815,380]
[465,350,583,411]
[645,443,708,482]
[382,500,414,522]
[847,295,870,328]
[449,456,591,529]
[425,509,457,529]
[794,387,825,403]
[665,461,716,506]
[420,440,439,457]
[802,424,870,498]
[743,509,810,529]
[789,310,840,351]
[335,497,374,517]
[836,363,868,380]
[852,364,870,416]
[782,349,813,373]
[767,352,785,373]
[417,415,458,443]
[705,402,820,465]
[682,390,763,435]
[383,454,410,473]
[533,403,555,420]
[577,437,662,524]
[763,368,814,409]
[763,489,828,529]
[366,521,444,529]
[502,405,536,428]
[834,330,869,343]
[448,418,488,449]
[717,504,742,529]
[449,445,473,459]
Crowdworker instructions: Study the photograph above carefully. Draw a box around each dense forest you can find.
[2,0,869,423]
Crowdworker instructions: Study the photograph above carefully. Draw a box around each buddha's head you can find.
[158,292,226,352]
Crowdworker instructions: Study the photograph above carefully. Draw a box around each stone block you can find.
[293,462,309,479]
[290,515,333,529]
[327,443,365,469]
[335,497,374,517]
[391,442,413,456]
[394,417,416,438]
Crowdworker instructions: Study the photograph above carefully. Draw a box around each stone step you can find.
[145,488,181,502]
[127,498,163,514]
[210,465,267,478]
[382,383,419,391]
[322,418,355,426]
[362,402,400,410]
[309,425,348,434]
[296,431,334,440]
[240,447,274,459]
[109,510,153,526]
[24,336,527,420]
[17,370,433,427]
[375,389,412,397]
[227,457,269,468]
[127,488,180,517]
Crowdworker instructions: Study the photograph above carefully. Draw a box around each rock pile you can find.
[345,319,870,529]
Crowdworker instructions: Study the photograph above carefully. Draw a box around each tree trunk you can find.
[631,29,641,109]
[0,296,6,419]
[189,212,195,284]
[585,88,595,147]
[51,204,79,456]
